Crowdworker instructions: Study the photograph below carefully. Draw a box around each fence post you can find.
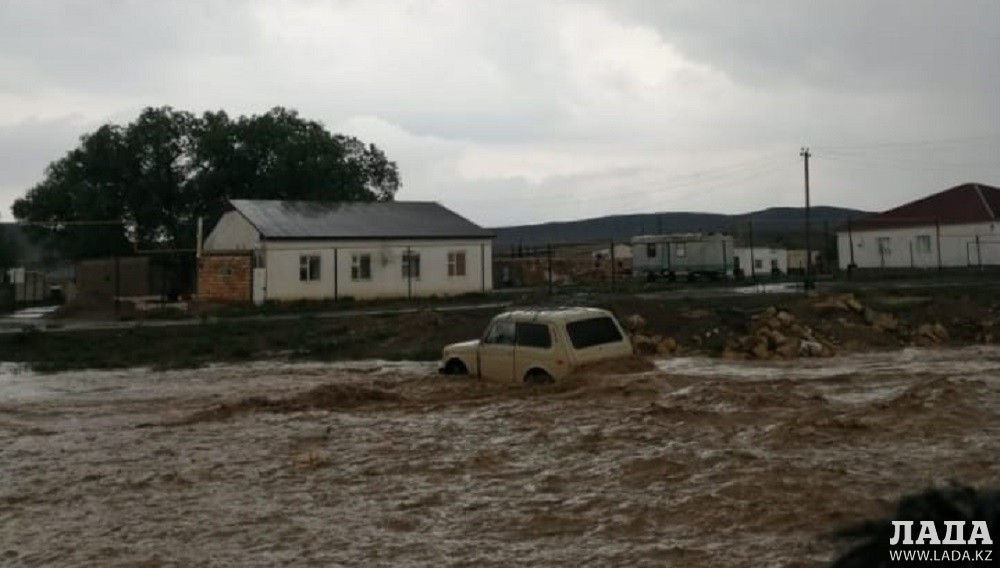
[935,218,942,272]
[333,248,338,301]
[114,255,120,316]
[976,234,983,271]
[721,238,728,281]
[610,239,616,291]
[406,246,412,300]
[546,244,553,295]
[847,219,855,276]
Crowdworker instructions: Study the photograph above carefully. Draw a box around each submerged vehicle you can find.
[439,307,633,383]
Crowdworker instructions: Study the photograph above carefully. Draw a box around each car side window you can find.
[483,321,515,345]
[515,322,552,349]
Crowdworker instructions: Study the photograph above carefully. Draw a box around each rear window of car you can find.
[515,322,551,349]
[565,316,624,349]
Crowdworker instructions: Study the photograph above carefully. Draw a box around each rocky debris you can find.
[630,333,679,356]
[722,307,834,360]
[869,311,899,332]
[811,293,865,314]
[624,314,647,333]
[798,340,824,357]
[914,322,949,346]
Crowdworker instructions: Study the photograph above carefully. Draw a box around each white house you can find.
[202,199,493,303]
[733,246,787,277]
[836,183,1000,269]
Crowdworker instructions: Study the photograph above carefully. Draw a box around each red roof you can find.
[851,182,1000,231]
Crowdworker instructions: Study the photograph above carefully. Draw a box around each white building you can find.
[203,199,493,302]
[631,233,734,280]
[733,246,787,277]
[836,183,1000,269]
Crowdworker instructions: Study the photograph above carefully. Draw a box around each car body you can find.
[439,307,634,382]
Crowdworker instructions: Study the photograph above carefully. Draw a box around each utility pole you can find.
[800,147,813,290]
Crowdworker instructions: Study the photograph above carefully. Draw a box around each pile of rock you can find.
[913,322,949,346]
[722,306,835,360]
[624,314,680,356]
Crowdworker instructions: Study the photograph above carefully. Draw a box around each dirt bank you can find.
[3,285,1000,373]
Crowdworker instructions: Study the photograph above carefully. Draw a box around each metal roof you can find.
[229,199,493,240]
[847,182,1000,231]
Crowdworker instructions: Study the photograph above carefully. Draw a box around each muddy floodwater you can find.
[2,348,999,567]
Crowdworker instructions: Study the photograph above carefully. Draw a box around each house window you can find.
[754,259,763,270]
[402,252,421,279]
[351,254,371,280]
[877,237,892,256]
[448,251,466,277]
[916,235,932,254]
[676,243,687,258]
[646,243,656,258]
[299,255,321,281]
[218,266,232,277]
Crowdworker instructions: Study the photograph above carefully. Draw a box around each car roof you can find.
[492,307,615,323]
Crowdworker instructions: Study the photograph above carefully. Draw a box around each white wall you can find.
[262,239,493,300]
[203,211,260,251]
[631,235,734,274]
[733,247,788,275]
[836,221,1000,269]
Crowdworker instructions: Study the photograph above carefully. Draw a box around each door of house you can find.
[252,268,266,305]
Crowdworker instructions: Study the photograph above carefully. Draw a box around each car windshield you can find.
[564,316,623,349]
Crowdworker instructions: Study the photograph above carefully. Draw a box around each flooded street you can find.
[2,348,999,567]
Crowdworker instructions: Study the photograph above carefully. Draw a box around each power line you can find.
[813,133,1000,152]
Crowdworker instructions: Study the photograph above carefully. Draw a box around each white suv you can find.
[439,307,633,383]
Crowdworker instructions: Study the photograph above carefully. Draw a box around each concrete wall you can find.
[261,239,493,301]
[733,247,788,276]
[203,211,260,252]
[198,254,253,302]
[836,221,1000,269]
[75,257,151,306]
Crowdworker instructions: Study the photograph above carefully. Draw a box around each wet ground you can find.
[2,348,999,567]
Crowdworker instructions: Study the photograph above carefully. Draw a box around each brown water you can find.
[2,349,999,567]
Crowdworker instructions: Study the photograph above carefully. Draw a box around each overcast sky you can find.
[1,0,998,227]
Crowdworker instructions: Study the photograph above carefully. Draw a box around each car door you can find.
[478,320,515,381]
[514,321,559,380]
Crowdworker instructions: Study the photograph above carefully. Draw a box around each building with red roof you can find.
[836,183,1000,269]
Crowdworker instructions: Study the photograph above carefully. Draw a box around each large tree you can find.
[13,107,400,258]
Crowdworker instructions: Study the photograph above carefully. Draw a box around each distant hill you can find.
[489,206,871,249]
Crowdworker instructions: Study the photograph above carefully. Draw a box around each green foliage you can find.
[13,107,401,258]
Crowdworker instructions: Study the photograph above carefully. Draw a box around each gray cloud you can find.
[1,0,998,226]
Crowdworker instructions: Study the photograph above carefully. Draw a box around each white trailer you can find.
[631,233,734,281]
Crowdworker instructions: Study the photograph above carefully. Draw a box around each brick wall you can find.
[198,254,252,302]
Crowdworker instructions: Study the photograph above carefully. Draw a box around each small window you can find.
[646,243,656,258]
[877,237,892,256]
[448,251,466,277]
[483,321,515,345]
[916,235,932,254]
[402,252,421,279]
[218,266,232,277]
[754,259,764,269]
[351,254,371,280]
[770,259,778,270]
[516,322,551,349]
[299,255,320,281]
[565,317,624,349]
[675,243,687,258]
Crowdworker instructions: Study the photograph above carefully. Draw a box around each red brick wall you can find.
[198,254,252,302]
